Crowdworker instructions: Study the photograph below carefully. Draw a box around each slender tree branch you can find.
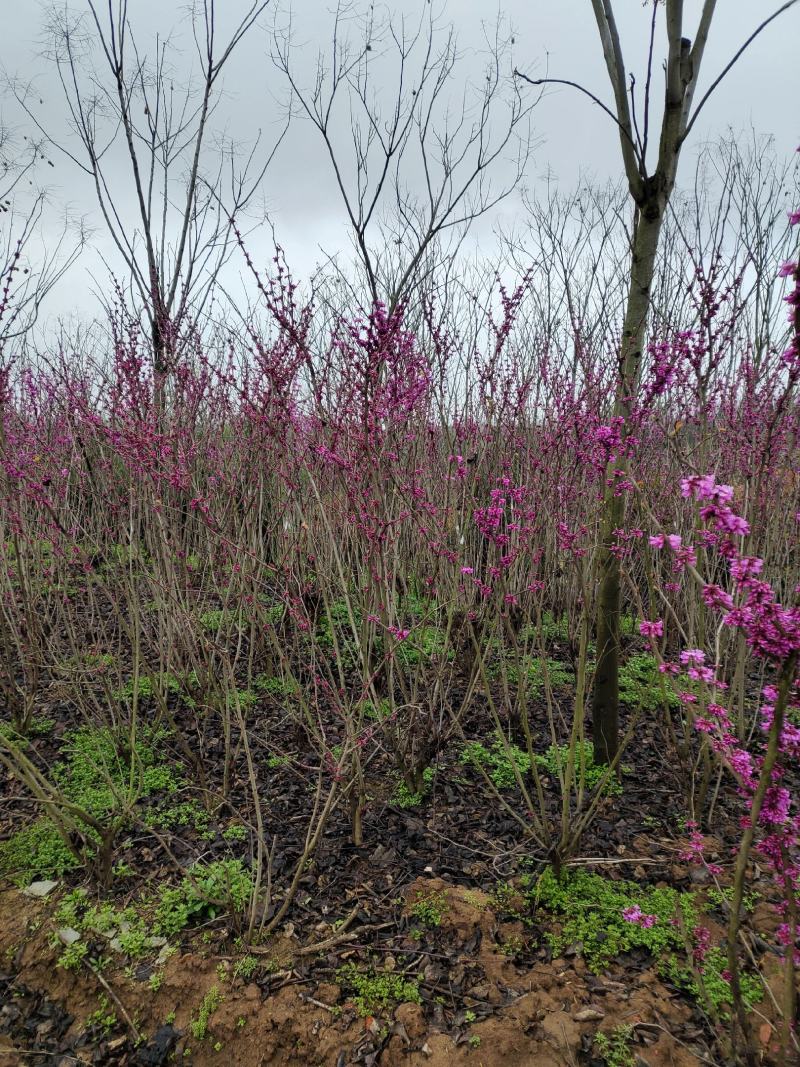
[513,71,642,164]
[682,0,799,144]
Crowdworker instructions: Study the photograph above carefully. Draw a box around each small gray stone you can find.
[23,880,58,898]
[56,928,81,946]
[573,1007,605,1022]
[156,944,173,965]
[147,936,168,948]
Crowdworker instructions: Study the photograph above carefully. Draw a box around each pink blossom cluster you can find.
[622,905,658,928]
[657,475,800,964]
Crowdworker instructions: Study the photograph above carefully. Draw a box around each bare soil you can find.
[0,878,711,1067]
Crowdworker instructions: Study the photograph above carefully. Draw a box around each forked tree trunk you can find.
[587,0,722,764]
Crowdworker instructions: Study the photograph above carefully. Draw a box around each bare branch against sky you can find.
[1,0,798,326]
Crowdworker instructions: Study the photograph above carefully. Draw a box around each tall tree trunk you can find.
[593,196,664,764]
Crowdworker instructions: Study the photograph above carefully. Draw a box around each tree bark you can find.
[593,196,664,764]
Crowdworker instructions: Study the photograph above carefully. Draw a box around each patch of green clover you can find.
[154,859,253,936]
[409,889,448,927]
[534,741,623,796]
[364,698,391,721]
[3,719,175,883]
[459,736,530,789]
[490,654,574,693]
[0,819,78,884]
[529,868,762,1016]
[108,542,150,569]
[317,598,360,647]
[54,890,151,960]
[254,674,298,698]
[53,725,177,819]
[145,800,213,840]
[59,651,115,674]
[199,608,240,632]
[245,594,285,625]
[618,654,678,713]
[521,612,570,644]
[114,672,198,709]
[337,963,421,1017]
[661,947,762,1016]
[399,591,438,621]
[232,954,258,981]
[229,688,258,712]
[0,716,55,743]
[525,656,574,692]
[396,625,451,666]
[528,866,695,971]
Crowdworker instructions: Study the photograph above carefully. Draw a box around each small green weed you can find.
[459,737,530,789]
[154,860,253,936]
[266,754,291,769]
[409,889,448,927]
[254,674,298,698]
[662,947,762,1015]
[364,698,391,721]
[594,1024,635,1067]
[522,613,570,644]
[391,767,434,808]
[86,994,117,1035]
[706,884,758,914]
[232,954,258,981]
[499,934,524,958]
[57,939,88,971]
[55,891,152,960]
[114,672,198,709]
[190,985,224,1040]
[525,657,574,693]
[337,963,421,1016]
[199,608,240,632]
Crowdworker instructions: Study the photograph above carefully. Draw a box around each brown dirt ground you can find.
[0,878,711,1067]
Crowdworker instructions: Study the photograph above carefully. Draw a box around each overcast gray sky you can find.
[2,0,799,326]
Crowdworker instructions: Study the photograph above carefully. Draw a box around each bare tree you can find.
[0,122,85,359]
[273,1,534,316]
[13,0,281,405]
[518,0,799,766]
